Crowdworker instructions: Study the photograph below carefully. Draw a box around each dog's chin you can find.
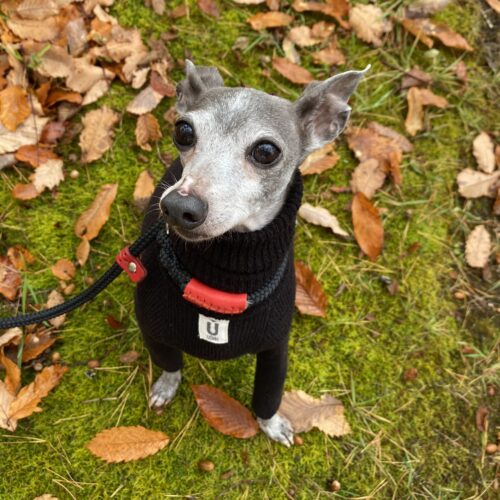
[168,225,214,243]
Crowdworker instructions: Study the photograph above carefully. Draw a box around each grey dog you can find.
[135,61,368,446]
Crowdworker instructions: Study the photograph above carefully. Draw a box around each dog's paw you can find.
[257,413,294,447]
[149,370,181,409]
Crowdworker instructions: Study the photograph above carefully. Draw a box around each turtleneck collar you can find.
[168,170,303,293]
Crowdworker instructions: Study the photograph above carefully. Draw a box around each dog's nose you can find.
[160,190,208,229]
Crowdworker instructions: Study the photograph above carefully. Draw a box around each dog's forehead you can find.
[190,87,297,137]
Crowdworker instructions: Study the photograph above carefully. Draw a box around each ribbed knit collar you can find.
[169,171,303,293]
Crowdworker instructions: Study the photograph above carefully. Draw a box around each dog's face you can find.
[160,61,368,241]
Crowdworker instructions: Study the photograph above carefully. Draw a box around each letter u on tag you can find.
[198,314,229,344]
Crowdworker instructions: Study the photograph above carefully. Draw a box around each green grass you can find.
[1,0,498,498]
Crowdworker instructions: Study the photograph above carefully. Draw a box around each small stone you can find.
[70,170,79,179]
[87,359,100,369]
[328,480,341,492]
[198,459,215,472]
[485,443,498,454]
[84,276,95,286]
[454,291,466,300]
[33,362,43,371]
[293,435,304,446]
[51,352,61,363]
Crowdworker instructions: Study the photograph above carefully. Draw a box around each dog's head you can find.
[160,60,368,241]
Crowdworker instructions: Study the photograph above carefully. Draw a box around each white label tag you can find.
[198,314,229,344]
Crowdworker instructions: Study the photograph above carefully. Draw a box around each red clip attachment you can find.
[116,246,147,283]
[183,278,247,314]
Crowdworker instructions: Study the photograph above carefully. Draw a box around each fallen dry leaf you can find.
[233,0,266,3]
[298,203,349,237]
[485,0,500,13]
[299,143,339,175]
[294,261,328,317]
[454,60,468,84]
[473,132,495,174]
[46,290,65,328]
[66,58,114,94]
[366,122,414,153]
[126,86,163,115]
[405,87,448,136]
[15,145,59,168]
[0,350,21,395]
[401,67,433,90]
[46,89,82,107]
[191,384,259,439]
[133,170,155,211]
[0,328,22,349]
[0,255,22,301]
[456,168,500,199]
[349,4,392,47]
[350,159,386,199]
[292,0,350,29]
[82,79,111,106]
[119,350,140,364]
[407,0,453,15]
[79,106,119,163]
[272,57,313,85]
[12,183,39,201]
[76,238,91,267]
[352,192,383,262]
[75,183,118,241]
[30,159,64,193]
[311,21,335,40]
[401,17,473,52]
[288,26,322,47]
[16,0,60,20]
[51,259,76,281]
[247,12,293,30]
[40,121,66,144]
[135,113,162,151]
[465,225,491,269]
[198,0,220,18]
[7,16,60,43]
[279,390,351,436]
[86,426,169,463]
[1,364,68,432]
[22,42,72,79]
[0,86,31,132]
[21,331,58,363]
[0,115,49,154]
[283,38,301,65]
[312,39,346,66]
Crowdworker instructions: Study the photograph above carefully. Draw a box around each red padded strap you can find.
[116,246,148,283]
[183,278,247,314]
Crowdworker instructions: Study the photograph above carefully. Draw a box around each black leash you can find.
[0,220,164,330]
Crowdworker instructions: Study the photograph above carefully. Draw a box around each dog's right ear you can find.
[176,60,224,112]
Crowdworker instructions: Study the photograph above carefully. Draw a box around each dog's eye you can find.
[174,121,195,148]
[251,142,281,166]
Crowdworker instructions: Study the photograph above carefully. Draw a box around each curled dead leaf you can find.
[299,143,339,175]
[51,259,76,281]
[135,114,162,151]
[298,203,348,237]
[405,87,448,136]
[133,170,155,211]
[0,255,22,301]
[294,261,328,317]
[0,86,30,132]
[247,12,293,30]
[456,169,499,199]
[472,132,495,174]
[352,192,383,262]
[126,86,163,115]
[46,290,65,328]
[465,225,491,269]
[21,330,58,363]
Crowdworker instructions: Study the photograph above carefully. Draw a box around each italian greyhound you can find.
[135,60,368,446]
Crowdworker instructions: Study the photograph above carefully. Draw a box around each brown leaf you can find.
[150,71,176,97]
[288,26,322,47]
[79,107,119,163]
[465,225,491,269]
[21,331,57,363]
[279,390,350,436]
[51,259,76,281]
[82,79,111,106]
[475,406,489,433]
[298,203,348,237]
[135,114,162,152]
[0,328,22,349]
[485,0,500,13]
[46,290,65,328]
[404,87,448,136]
[15,145,59,168]
[0,115,49,154]
[46,89,82,107]
[407,0,452,16]
[282,38,301,65]
[349,4,392,47]
[198,0,220,18]
[22,42,72,79]
[16,0,60,20]
[311,21,335,40]
[133,170,155,211]
[312,40,345,66]
[366,122,414,153]
[86,426,169,463]
[233,0,266,3]
[119,350,140,364]
[30,159,64,193]
[292,0,350,29]
[272,57,313,85]
[76,238,91,267]
[456,169,499,199]
[352,192,383,262]
[7,16,60,42]
[454,61,468,84]
[74,183,118,241]
[3,365,68,432]
[0,86,31,132]
[12,183,38,200]
[191,384,259,438]
[401,18,473,52]
[0,350,21,395]
[126,86,163,115]
[66,58,114,94]
[7,246,35,270]
[40,121,66,144]
[473,132,495,174]
[400,67,432,90]
[350,159,386,199]
[299,143,339,175]
[0,255,22,301]
[294,261,328,317]
[247,12,293,30]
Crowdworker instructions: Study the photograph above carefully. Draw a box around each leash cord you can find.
[0,220,164,330]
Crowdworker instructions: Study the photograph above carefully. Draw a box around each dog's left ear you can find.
[176,60,224,112]
[295,66,370,152]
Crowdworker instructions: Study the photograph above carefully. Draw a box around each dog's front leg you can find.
[252,342,294,447]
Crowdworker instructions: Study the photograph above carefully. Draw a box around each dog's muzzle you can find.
[161,191,208,229]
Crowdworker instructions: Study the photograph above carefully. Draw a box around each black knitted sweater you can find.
[135,158,303,361]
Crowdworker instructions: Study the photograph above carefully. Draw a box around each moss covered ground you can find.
[0,0,498,498]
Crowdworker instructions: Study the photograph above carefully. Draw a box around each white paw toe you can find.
[148,370,181,409]
[258,414,294,447]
